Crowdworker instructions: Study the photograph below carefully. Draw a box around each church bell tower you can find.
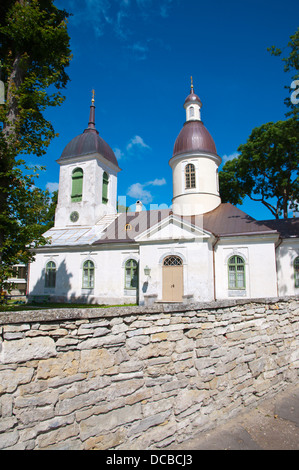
[54,92,121,228]
[169,79,222,216]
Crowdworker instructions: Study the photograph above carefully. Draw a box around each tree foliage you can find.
[219,118,299,219]
[268,27,299,118]
[0,0,72,294]
[219,29,299,219]
[0,0,72,154]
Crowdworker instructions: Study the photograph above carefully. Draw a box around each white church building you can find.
[28,84,299,305]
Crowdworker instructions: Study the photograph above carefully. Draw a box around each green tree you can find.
[43,189,58,232]
[268,28,299,119]
[219,118,299,219]
[0,0,72,294]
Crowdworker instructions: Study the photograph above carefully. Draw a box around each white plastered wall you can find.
[214,237,278,300]
[138,239,215,304]
[170,153,221,216]
[28,245,139,305]
[55,156,118,228]
[275,239,299,297]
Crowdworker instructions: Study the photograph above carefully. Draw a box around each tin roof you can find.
[258,217,299,239]
[201,203,278,237]
[184,91,202,106]
[184,78,202,107]
[93,204,279,245]
[58,102,120,169]
[173,120,217,157]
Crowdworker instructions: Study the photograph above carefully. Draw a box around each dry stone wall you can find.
[0,297,298,450]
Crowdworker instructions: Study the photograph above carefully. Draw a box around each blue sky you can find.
[32,0,298,219]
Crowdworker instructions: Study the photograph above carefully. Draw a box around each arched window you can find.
[185,163,196,189]
[189,106,195,117]
[45,261,56,288]
[82,260,95,289]
[228,255,245,289]
[125,259,138,289]
[294,257,299,288]
[163,255,183,266]
[71,168,83,202]
[102,172,109,204]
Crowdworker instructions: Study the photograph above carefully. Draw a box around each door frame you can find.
[161,255,184,302]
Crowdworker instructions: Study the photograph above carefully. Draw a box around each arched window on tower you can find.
[185,163,196,190]
[189,106,195,118]
[71,168,83,202]
[102,172,109,204]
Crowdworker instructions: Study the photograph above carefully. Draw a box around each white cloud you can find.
[46,182,59,193]
[114,147,125,160]
[127,42,149,60]
[61,0,178,56]
[146,178,166,186]
[127,182,153,204]
[126,177,167,204]
[114,135,151,163]
[221,151,240,165]
[126,135,151,152]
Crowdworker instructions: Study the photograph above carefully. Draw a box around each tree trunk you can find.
[2,54,25,147]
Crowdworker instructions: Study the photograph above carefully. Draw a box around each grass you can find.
[0,299,137,312]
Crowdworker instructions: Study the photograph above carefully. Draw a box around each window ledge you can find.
[81,288,94,294]
[228,289,247,297]
[124,288,137,296]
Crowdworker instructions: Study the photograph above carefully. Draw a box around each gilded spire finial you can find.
[191,76,194,92]
[91,89,95,104]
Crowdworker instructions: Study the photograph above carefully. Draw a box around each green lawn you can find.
[0,300,137,312]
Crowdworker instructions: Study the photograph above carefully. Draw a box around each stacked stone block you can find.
[0,298,298,449]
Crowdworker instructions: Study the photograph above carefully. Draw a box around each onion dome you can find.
[59,93,120,169]
[173,79,217,157]
[184,76,202,107]
[173,120,217,156]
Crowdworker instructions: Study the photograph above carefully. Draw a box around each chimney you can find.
[136,201,143,213]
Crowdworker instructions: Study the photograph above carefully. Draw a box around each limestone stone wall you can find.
[0,297,298,450]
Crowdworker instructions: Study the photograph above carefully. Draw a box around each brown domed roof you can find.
[59,101,120,169]
[60,129,119,167]
[173,120,217,157]
[184,91,202,107]
[184,78,202,107]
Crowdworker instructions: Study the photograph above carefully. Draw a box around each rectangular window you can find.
[185,164,196,190]
[228,266,236,289]
[125,268,132,289]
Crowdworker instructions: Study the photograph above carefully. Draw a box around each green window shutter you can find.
[71,168,83,202]
[102,172,109,204]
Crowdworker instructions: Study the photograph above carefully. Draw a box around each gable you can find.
[135,214,212,242]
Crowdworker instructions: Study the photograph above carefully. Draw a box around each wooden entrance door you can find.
[162,256,183,302]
